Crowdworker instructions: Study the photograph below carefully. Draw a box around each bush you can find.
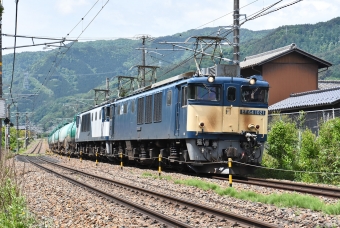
[295,129,319,183]
[316,118,340,184]
[267,120,298,170]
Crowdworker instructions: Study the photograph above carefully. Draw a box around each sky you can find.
[1,0,340,55]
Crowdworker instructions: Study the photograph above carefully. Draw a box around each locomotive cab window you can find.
[227,87,236,102]
[166,90,172,106]
[241,86,268,103]
[188,84,221,101]
[131,100,135,113]
[181,86,187,107]
[116,104,120,115]
[105,107,110,120]
[124,103,128,114]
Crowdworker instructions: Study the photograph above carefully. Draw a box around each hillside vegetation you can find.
[3,17,340,129]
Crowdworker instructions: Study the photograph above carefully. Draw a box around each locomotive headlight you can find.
[249,78,256,85]
[207,75,215,83]
[248,124,255,130]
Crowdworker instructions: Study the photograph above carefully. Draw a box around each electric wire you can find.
[194,0,259,30]
[156,0,303,78]
[65,0,100,38]
[9,0,19,106]
[32,0,110,111]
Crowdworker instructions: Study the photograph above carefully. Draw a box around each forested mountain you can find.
[3,17,340,130]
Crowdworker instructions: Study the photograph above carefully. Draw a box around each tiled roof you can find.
[240,43,332,69]
[318,80,340,90]
[269,87,340,112]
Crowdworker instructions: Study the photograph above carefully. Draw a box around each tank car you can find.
[48,122,72,155]
[64,64,269,175]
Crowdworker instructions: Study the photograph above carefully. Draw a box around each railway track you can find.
[27,140,42,154]
[24,155,275,228]
[212,176,340,198]
[46,146,339,199]
[23,155,193,228]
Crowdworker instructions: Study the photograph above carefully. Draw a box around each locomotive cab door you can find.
[222,85,239,133]
[101,105,111,138]
[175,85,188,136]
[110,104,115,137]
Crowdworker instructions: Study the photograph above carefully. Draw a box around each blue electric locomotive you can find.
[64,64,269,175]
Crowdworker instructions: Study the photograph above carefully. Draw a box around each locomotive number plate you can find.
[240,109,266,115]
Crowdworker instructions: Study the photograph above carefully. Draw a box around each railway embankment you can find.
[11,142,340,227]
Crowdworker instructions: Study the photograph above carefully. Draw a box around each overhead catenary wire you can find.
[32,0,110,111]
[65,0,100,38]
[11,0,302,115]
[156,0,303,78]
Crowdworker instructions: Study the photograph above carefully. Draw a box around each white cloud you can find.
[2,0,340,54]
[56,0,90,14]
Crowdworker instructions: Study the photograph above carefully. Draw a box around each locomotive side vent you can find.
[137,97,144,124]
[145,95,153,124]
[153,92,162,122]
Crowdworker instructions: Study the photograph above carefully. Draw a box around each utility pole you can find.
[16,112,19,153]
[135,35,151,87]
[0,1,3,160]
[5,104,10,152]
[233,0,240,76]
[25,113,28,149]
[141,36,146,87]
[106,78,109,100]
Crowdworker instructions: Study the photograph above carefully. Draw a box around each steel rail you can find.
[212,176,340,198]
[38,156,276,228]
[24,156,193,228]
[28,140,42,154]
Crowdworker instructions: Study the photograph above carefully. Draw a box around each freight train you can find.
[48,64,269,175]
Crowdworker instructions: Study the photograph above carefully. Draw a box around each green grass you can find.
[142,172,172,181]
[0,153,37,227]
[174,178,340,215]
[142,172,153,177]
[0,179,36,227]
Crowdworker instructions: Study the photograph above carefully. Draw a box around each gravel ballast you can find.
[14,144,340,227]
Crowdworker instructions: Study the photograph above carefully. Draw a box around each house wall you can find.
[262,53,318,105]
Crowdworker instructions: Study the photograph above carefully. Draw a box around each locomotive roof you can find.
[76,71,267,116]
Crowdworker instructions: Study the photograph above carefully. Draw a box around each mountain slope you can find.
[2,18,340,129]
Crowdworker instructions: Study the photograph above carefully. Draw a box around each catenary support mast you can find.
[233,0,240,76]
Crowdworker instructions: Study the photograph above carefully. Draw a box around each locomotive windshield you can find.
[188,84,221,101]
[241,86,268,103]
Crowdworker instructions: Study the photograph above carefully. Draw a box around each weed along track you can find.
[22,155,275,228]
[212,176,340,198]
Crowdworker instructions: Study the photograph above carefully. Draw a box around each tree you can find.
[267,119,298,169]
